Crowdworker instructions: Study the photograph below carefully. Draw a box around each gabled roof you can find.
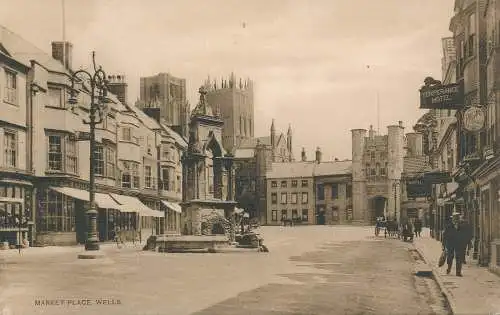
[160,123,188,148]
[0,25,67,72]
[127,104,161,130]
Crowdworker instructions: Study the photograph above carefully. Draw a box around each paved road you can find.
[0,226,448,315]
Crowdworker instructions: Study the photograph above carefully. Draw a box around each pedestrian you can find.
[414,217,422,238]
[442,211,468,277]
[459,215,473,264]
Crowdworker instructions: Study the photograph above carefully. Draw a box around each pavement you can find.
[0,225,450,315]
[414,228,500,315]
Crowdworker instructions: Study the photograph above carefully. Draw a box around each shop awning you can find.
[161,200,182,214]
[49,187,125,211]
[109,193,164,217]
[0,197,24,204]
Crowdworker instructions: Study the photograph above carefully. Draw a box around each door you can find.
[316,206,325,225]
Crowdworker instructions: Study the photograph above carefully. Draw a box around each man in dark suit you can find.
[442,212,468,276]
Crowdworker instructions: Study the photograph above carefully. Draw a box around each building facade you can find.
[422,0,500,273]
[233,119,294,223]
[264,152,352,226]
[204,73,254,153]
[351,123,406,224]
[0,26,186,246]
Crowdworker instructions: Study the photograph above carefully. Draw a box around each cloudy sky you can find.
[0,0,454,160]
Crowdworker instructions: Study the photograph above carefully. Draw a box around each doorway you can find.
[316,206,325,225]
[370,196,387,223]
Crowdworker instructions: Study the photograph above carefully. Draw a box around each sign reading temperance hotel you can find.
[419,82,464,110]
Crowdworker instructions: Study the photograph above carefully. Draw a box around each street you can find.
[0,226,449,315]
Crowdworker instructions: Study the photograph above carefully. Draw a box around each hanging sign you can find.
[463,106,486,132]
[419,82,464,110]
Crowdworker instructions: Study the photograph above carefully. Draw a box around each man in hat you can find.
[442,211,468,276]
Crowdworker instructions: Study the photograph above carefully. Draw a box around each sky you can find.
[0,0,455,161]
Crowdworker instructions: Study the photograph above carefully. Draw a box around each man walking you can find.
[414,217,422,238]
[442,211,468,276]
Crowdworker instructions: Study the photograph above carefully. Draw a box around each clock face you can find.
[463,107,486,132]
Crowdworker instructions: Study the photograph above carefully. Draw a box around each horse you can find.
[385,220,400,238]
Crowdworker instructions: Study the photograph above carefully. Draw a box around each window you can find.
[366,164,370,176]
[271,192,277,204]
[370,151,375,161]
[95,145,116,178]
[291,193,297,204]
[301,180,308,187]
[162,167,170,191]
[292,209,298,219]
[106,147,116,178]
[271,210,277,221]
[47,87,64,108]
[145,165,152,188]
[317,184,325,200]
[291,180,298,188]
[280,192,287,204]
[121,161,140,189]
[65,136,77,174]
[95,146,104,176]
[468,13,476,57]
[302,192,308,204]
[302,209,308,221]
[48,135,63,171]
[37,190,75,233]
[281,210,287,220]
[371,168,376,176]
[3,130,17,168]
[346,184,352,199]
[375,163,380,176]
[281,180,287,188]
[121,127,132,141]
[271,181,277,188]
[380,165,386,176]
[4,69,17,104]
[331,184,339,199]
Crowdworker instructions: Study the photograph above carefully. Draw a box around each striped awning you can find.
[161,200,182,214]
[110,193,163,217]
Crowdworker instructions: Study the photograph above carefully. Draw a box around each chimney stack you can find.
[399,120,404,128]
[301,147,307,162]
[107,74,128,105]
[315,147,322,164]
[51,41,73,70]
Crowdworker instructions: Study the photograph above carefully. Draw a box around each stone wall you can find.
[35,232,77,246]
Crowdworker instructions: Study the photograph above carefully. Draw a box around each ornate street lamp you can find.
[68,52,110,254]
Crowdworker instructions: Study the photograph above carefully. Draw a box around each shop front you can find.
[0,178,34,248]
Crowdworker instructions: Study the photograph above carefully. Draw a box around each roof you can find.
[0,25,67,72]
[160,123,188,148]
[238,136,271,148]
[127,105,161,130]
[403,156,432,175]
[314,160,352,177]
[266,160,352,179]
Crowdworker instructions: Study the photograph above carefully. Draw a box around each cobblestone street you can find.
[0,226,449,315]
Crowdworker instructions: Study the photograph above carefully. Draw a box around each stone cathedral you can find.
[180,86,237,236]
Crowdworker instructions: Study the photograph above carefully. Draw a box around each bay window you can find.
[95,144,116,178]
[47,133,78,174]
[121,161,140,189]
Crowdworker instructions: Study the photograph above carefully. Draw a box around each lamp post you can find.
[68,52,110,254]
[393,180,399,221]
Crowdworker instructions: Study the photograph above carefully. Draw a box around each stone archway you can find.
[369,196,387,223]
[200,209,234,239]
